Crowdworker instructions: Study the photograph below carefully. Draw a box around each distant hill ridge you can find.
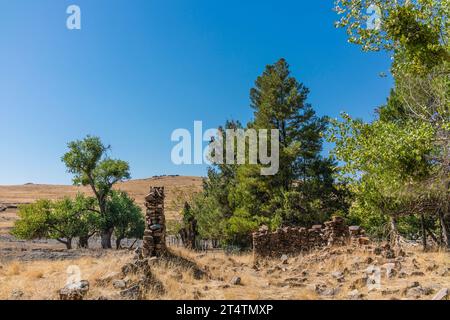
[0,176,203,219]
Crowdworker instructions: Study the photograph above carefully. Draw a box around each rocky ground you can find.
[0,243,448,300]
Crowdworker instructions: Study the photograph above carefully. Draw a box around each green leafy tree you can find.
[334,0,449,74]
[12,195,99,249]
[333,0,449,248]
[108,191,144,249]
[62,135,131,249]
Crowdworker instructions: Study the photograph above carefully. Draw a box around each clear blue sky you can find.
[0,0,393,185]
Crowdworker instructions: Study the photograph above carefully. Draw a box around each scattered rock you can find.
[425,264,438,272]
[406,281,421,289]
[95,271,120,287]
[121,262,138,276]
[59,280,89,300]
[347,289,364,300]
[331,271,345,282]
[405,286,425,299]
[280,254,289,264]
[120,284,141,300]
[382,263,397,278]
[10,289,24,300]
[350,275,368,290]
[381,288,400,296]
[432,288,449,300]
[320,287,340,297]
[230,276,242,285]
[112,279,127,289]
[398,269,409,278]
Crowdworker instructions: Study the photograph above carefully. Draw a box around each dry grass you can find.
[0,251,132,300]
[0,176,203,220]
[0,245,448,300]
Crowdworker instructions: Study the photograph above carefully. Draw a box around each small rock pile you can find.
[143,187,166,257]
[117,251,165,300]
[253,217,366,258]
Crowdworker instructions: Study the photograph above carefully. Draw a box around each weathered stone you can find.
[230,276,242,285]
[59,280,89,300]
[253,217,364,258]
[95,271,120,287]
[432,288,449,300]
[348,289,363,300]
[143,187,166,257]
[122,263,138,276]
[112,279,127,289]
[405,286,425,299]
[120,284,141,300]
[10,289,24,300]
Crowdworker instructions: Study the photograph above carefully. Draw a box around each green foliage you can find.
[335,0,449,74]
[62,135,130,209]
[12,194,99,249]
[62,135,131,248]
[328,91,447,239]
[188,59,345,246]
[108,191,145,249]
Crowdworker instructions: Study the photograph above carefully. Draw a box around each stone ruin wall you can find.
[142,186,166,257]
[252,216,368,258]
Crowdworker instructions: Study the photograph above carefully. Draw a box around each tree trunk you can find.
[389,216,400,248]
[439,209,450,249]
[57,238,72,250]
[66,239,72,250]
[78,235,89,249]
[116,237,123,250]
[101,228,114,249]
[421,214,427,251]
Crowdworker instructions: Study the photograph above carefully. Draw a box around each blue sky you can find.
[0,0,393,185]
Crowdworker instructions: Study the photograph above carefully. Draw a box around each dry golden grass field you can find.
[0,245,448,300]
[0,176,448,300]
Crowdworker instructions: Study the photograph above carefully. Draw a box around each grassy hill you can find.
[0,176,203,220]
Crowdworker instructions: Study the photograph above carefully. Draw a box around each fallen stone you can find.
[432,288,449,300]
[10,289,24,300]
[59,280,89,300]
[405,286,425,299]
[95,271,120,287]
[120,284,141,300]
[381,288,400,296]
[331,271,345,282]
[121,263,138,276]
[347,289,364,300]
[230,276,242,285]
[112,279,127,289]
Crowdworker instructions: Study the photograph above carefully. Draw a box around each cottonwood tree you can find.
[62,135,131,249]
[334,0,449,248]
[12,195,97,249]
[108,191,145,249]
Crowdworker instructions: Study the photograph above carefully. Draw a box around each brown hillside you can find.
[0,176,203,220]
